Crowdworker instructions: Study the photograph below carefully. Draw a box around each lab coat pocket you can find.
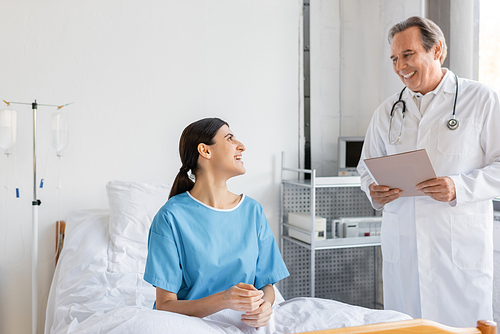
[451,214,492,270]
[381,211,400,263]
[436,117,480,155]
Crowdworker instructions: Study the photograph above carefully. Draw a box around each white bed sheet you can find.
[45,210,410,334]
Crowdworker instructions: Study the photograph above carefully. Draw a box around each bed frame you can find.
[55,220,66,266]
[300,319,497,334]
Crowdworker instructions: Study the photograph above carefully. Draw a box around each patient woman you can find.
[143,117,289,328]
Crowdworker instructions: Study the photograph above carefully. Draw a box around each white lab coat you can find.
[357,70,500,327]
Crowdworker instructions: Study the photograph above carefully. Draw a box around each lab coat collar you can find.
[440,68,459,95]
[428,68,458,112]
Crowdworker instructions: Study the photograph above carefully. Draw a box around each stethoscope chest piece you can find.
[447,118,459,130]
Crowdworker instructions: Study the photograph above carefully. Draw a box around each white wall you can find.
[0,1,301,333]
[310,0,423,176]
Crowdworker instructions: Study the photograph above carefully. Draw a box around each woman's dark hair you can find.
[169,117,229,198]
[388,16,447,65]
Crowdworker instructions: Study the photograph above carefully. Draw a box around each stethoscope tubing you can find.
[388,87,407,145]
[388,73,459,145]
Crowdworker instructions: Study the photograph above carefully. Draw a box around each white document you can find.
[363,149,437,197]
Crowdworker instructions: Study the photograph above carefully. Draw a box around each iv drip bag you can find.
[0,109,17,155]
[52,110,68,157]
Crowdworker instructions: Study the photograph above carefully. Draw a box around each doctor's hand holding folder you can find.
[364,149,457,205]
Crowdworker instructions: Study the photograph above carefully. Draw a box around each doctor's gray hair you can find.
[388,16,447,65]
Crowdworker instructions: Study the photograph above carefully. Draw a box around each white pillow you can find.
[106,180,170,273]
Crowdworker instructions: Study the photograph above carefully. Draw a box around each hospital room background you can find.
[0,0,498,333]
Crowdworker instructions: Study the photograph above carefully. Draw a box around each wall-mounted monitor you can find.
[338,136,364,176]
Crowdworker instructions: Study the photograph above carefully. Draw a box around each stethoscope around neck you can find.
[388,73,459,145]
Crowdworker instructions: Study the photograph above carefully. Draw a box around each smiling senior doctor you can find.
[357,16,500,327]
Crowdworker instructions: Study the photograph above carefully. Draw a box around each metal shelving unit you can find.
[279,153,381,305]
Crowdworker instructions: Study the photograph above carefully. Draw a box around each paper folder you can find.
[363,149,437,197]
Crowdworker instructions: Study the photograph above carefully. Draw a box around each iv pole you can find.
[3,99,71,334]
[32,100,40,334]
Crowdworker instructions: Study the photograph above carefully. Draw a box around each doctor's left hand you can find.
[416,177,456,202]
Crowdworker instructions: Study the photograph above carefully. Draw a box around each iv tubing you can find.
[3,152,26,266]
[38,156,62,264]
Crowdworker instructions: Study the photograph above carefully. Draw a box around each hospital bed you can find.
[44,180,497,334]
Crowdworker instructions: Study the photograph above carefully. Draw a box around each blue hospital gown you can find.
[143,192,289,308]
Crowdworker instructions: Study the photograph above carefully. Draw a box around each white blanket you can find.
[45,210,410,334]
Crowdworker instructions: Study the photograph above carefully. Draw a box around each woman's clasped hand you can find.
[223,283,273,327]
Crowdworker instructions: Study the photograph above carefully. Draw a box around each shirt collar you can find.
[186,191,246,212]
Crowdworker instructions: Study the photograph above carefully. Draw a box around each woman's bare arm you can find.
[156,283,265,318]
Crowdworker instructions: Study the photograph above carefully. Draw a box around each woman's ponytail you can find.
[169,166,194,199]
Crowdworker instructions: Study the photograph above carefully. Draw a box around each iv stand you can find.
[32,101,41,334]
[3,99,72,334]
